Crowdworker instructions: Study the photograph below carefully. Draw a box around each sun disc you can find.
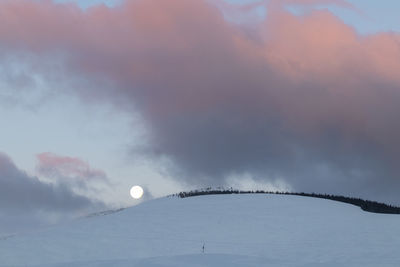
[130,185,144,199]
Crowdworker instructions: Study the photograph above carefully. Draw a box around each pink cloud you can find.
[37,152,107,181]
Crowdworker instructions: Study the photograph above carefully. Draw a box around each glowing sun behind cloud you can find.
[130,185,144,199]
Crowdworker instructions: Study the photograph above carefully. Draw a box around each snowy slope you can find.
[1,194,400,266]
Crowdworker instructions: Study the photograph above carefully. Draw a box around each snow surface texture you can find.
[1,194,400,266]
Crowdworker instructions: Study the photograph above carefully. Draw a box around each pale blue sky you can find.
[55,0,400,34]
[0,56,182,205]
[290,0,400,34]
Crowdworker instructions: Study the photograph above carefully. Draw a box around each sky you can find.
[0,0,400,234]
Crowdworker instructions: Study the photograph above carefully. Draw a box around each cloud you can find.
[0,0,400,203]
[36,152,113,205]
[0,152,103,234]
[37,152,107,181]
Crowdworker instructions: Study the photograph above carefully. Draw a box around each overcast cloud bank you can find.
[0,0,400,203]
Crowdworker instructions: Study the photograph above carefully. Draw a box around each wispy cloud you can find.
[37,152,107,181]
[36,152,113,205]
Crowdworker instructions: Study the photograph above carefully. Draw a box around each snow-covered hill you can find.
[1,194,400,266]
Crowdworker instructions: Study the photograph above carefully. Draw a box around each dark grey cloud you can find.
[0,152,103,234]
